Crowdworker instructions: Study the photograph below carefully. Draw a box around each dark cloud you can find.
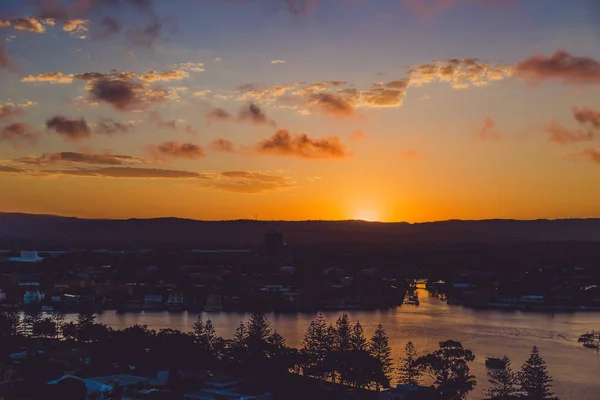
[571,149,600,165]
[89,78,165,111]
[46,115,91,141]
[238,102,276,126]
[149,112,177,130]
[545,122,596,144]
[209,138,236,153]
[0,42,15,70]
[199,171,295,193]
[18,152,145,165]
[309,93,355,117]
[256,129,347,159]
[514,51,600,84]
[207,108,233,123]
[477,117,501,141]
[126,20,163,47]
[96,117,133,134]
[46,167,200,179]
[92,16,122,40]
[573,107,600,129]
[0,165,27,174]
[150,141,205,159]
[1,123,40,147]
[0,105,26,120]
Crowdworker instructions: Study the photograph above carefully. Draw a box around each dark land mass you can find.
[1,212,600,246]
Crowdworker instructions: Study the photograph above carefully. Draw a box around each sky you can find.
[0,0,600,222]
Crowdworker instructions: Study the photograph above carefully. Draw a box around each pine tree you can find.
[350,321,367,351]
[325,323,338,383]
[335,313,352,352]
[301,314,330,380]
[485,356,519,400]
[518,346,554,400]
[246,313,272,343]
[398,341,421,386]
[204,319,217,352]
[193,315,206,348]
[22,311,42,337]
[369,324,393,390]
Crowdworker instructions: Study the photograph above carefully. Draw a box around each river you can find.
[70,288,600,400]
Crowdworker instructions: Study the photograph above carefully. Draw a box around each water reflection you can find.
[75,289,600,399]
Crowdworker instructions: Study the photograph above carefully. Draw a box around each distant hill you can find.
[1,212,600,245]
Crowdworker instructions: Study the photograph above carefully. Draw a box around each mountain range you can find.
[1,212,599,246]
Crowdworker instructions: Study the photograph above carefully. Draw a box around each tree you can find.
[350,321,367,351]
[0,310,21,337]
[518,346,555,400]
[335,314,352,352]
[369,324,393,390]
[23,311,42,337]
[301,314,330,380]
[193,314,207,348]
[485,356,519,400]
[417,340,476,400]
[50,310,67,339]
[204,319,217,353]
[398,341,421,386]
[32,317,56,338]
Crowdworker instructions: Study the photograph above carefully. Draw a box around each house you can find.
[9,251,44,262]
[48,375,113,400]
[204,294,223,311]
[378,385,436,400]
[143,295,164,310]
[23,290,45,305]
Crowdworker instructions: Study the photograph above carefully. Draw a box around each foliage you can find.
[369,324,393,390]
[398,341,421,386]
[485,355,519,400]
[417,340,476,400]
[518,346,555,400]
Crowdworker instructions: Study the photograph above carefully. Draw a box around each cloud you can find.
[17,152,146,166]
[397,150,422,159]
[46,115,91,141]
[92,16,122,40]
[178,62,205,72]
[206,107,233,123]
[571,149,600,165]
[408,58,512,88]
[573,107,600,129]
[256,129,347,159]
[95,117,133,134]
[0,42,15,70]
[0,105,26,120]
[0,165,28,174]
[149,112,177,130]
[383,79,409,89]
[46,167,201,179]
[0,17,46,33]
[126,20,163,47]
[358,88,404,107]
[21,72,74,83]
[545,122,596,144]
[139,69,188,82]
[149,141,205,159]
[238,102,276,126]
[209,138,236,153]
[63,19,89,32]
[198,171,295,193]
[193,90,211,97]
[309,93,355,117]
[0,123,40,147]
[271,60,286,64]
[350,130,366,141]
[89,78,166,111]
[514,51,600,85]
[477,117,501,141]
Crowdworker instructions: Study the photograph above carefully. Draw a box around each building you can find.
[143,295,164,310]
[23,290,45,305]
[379,385,436,400]
[204,293,223,311]
[9,251,44,262]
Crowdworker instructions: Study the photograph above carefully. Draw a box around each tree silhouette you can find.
[369,324,393,390]
[518,346,555,400]
[485,355,519,400]
[417,340,476,400]
[350,321,367,351]
[398,341,421,386]
[50,310,66,339]
[301,314,329,380]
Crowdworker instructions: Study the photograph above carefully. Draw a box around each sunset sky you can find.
[1,0,600,222]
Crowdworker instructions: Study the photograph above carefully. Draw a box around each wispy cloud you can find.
[514,51,600,85]
[149,141,205,160]
[1,123,40,147]
[477,118,501,141]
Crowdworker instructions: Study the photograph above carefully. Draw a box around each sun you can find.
[354,210,380,222]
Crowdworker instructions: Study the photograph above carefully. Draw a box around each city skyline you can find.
[1,0,600,222]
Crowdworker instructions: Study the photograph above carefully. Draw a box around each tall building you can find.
[264,229,287,266]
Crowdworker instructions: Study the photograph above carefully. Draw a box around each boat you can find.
[578,333,596,342]
[405,295,420,306]
[485,358,506,369]
[583,343,599,349]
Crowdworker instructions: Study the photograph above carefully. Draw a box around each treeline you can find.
[0,309,559,400]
